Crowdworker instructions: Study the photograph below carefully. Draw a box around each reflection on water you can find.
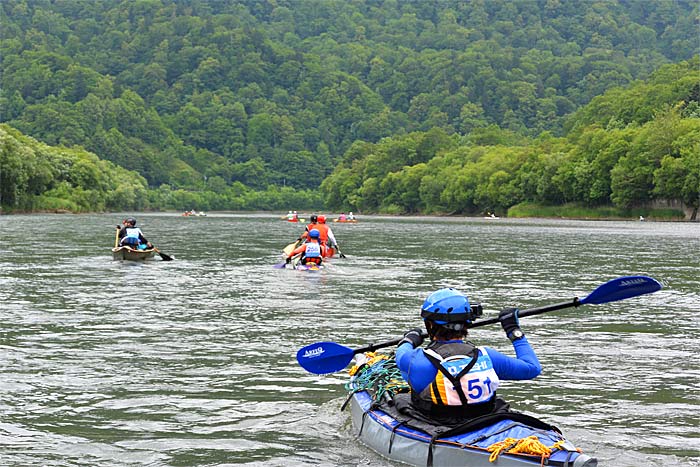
[0,213,698,466]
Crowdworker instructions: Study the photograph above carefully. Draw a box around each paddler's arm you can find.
[488,307,542,380]
[485,338,541,380]
[288,244,305,258]
[395,330,437,393]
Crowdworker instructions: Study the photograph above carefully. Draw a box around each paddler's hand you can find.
[499,308,523,342]
[285,257,291,264]
[399,328,424,348]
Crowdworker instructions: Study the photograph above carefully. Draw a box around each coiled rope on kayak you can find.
[346,352,409,403]
[487,435,569,463]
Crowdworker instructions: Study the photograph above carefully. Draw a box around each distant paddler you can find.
[285,229,326,267]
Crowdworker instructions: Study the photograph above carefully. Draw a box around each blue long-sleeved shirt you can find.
[395,337,541,394]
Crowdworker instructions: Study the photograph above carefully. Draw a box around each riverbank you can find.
[506,202,689,221]
[1,204,695,222]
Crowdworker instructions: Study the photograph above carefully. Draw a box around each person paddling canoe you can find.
[396,288,540,421]
[117,217,152,250]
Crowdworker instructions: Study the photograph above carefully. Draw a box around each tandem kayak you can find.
[290,254,324,271]
[344,353,597,467]
[111,246,156,261]
[294,262,323,272]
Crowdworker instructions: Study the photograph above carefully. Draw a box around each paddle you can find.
[296,275,662,375]
[273,252,302,269]
[335,243,347,259]
[114,226,120,248]
[153,246,174,261]
[283,239,302,256]
[275,239,303,268]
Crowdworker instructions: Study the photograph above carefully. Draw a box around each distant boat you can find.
[639,215,645,221]
[484,212,500,219]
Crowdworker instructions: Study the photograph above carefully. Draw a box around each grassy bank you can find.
[507,202,686,221]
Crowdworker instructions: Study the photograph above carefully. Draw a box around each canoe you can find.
[333,218,358,223]
[345,353,597,467]
[111,246,156,261]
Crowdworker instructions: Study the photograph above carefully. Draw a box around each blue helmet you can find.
[421,288,483,330]
[309,228,320,239]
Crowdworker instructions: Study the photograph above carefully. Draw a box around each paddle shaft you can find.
[469,298,579,329]
[351,299,580,354]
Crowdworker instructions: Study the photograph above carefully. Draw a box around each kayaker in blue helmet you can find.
[117,217,152,250]
[286,228,326,265]
[395,288,541,420]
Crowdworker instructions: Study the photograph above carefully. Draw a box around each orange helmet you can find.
[317,215,326,224]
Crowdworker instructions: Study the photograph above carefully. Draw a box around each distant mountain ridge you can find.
[0,0,697,215]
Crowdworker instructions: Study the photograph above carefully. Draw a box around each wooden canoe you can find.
[112,246,156,261]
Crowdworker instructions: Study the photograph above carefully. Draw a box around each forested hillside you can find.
[322,60,699,219]
[0,0,698,215]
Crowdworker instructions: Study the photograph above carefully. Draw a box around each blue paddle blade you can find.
[580,275,662,305]
[272,262,287,269]
[296,341,355,375]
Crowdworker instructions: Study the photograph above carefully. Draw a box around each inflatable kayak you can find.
[289,254,324,271]
[344,353,597,467]
[294,262,323,272]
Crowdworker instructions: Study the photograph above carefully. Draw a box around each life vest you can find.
[121,227,142,246]
[314,224,330,244]
[302,241,322,265]
[411,341,500,417]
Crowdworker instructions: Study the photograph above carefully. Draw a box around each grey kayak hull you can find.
[349,392,597,467]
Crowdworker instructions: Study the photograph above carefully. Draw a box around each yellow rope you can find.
[348,352,389,376]
[487,435,564,463]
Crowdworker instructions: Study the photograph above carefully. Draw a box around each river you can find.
[0,213,698,466]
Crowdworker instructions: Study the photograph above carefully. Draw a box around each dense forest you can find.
[322,60,700,218]
[0,0,698,217]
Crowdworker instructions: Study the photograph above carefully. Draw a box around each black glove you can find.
[398,328,424,348]
[285,257,292,264]
[499,308,523,341]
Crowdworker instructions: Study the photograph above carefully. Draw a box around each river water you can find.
[0,213,698,466]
